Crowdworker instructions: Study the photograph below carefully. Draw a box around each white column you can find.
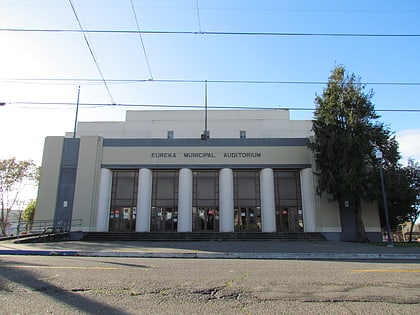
[260,168,276,232]
[96,168,112,232]
[301,168,316,232]
[178,168,192,232]
[136,168,152,232]
[219,168,234,232]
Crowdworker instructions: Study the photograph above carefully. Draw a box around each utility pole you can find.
[201,80,209,140]
[73,86,81,138]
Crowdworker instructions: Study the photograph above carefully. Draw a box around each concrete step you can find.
[82,232,326,242]
[14,232,71,243]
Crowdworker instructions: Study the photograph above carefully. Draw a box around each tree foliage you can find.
[401,159,420,241]
[309,65,400,242]
[0,157,38,236]
[381,159,420,242]
[23,199,36,224]
[383,166,414,228]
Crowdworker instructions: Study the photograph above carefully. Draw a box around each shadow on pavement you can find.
[0,259,130,314]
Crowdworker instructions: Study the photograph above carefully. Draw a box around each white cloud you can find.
[396,129,420,164]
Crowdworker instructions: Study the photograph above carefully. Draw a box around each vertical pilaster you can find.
[96,168,112,232]
[137,168,152,232]
[178,168,192,232]
[260,168,276,232]
[219,168,234,232]
[301,168,316,232]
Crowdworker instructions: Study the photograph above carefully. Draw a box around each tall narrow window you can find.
[274,170,303,232]
[240,130,246,139]
[151,170,179,231]
[109,170,138,232]
[167,130,174,139]
[233,170,261,232]
[192,171,219,232]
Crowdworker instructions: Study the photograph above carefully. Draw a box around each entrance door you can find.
[193,207,219,232]
[109,207,136,232]
[234,207,261,232]
[276,207,304,232]
[151,207,178,231]
[109,170,138,232]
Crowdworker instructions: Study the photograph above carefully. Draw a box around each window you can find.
[233,170,261,232]
[192,171,219,232]
[109,170,138,232]
[151,170,179,231]
[274,170,303,232]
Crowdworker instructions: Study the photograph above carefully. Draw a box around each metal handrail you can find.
[1,219,83,237]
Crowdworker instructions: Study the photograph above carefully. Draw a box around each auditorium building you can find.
[35,109,382,241]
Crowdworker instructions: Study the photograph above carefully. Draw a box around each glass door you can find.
[151,170,179,232]
[193,207,219,232]
[274,171,304,232]
[109,171,138,232]
[151,207,178,231]
[234,207,261,232]
[275,207,304,232]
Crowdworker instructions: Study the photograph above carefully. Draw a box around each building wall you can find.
[362,201,382,242]
[34,137,64,224]
[72,136,103,231]
[39,109,382,239]
[100,139,311,169]
[67,109,313,139]
[316,194,342,240]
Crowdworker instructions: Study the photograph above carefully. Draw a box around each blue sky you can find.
[1,0,420,167]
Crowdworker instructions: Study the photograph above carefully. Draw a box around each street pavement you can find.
[1,238,420,260]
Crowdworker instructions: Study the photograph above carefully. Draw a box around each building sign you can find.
[150,152,262,159]
[102,146,310,166]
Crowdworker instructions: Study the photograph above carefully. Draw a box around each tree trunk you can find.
[0,217,6,236]
[408,220,415,243]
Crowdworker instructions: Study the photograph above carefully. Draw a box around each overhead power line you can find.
[130,0,154,80]
[195,0,202,33]
[1,28,420,37]
[2,78,420,86]
[10,101,420,113]
[68,0,116,105]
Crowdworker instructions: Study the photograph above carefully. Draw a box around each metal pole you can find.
[204,80,208,139]
[378,157,394,247]
[73,86,81,138]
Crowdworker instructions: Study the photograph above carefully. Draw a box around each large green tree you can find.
[383,166,414,229]
[400,159,420,241]
[309,66,400,242]
[0,157,38,236]
[380,159,420,242]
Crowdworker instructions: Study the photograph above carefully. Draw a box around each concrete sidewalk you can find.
[1,239,420,260]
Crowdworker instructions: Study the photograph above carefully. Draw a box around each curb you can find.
[0,250,79,256]
[1,250,420,260]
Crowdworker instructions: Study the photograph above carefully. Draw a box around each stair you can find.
[82,232,325,242]
[14,232,71,243]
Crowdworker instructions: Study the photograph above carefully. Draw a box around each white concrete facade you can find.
[95,167,316,233]
[260,168,276,233]
[137,168,152,232]
[178,168,193,232]
[219,168,234,232]
[68,109,313,140]
[35,109,382,241]
[96,168,112,232]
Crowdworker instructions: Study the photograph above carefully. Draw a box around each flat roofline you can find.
[102,138,309,147]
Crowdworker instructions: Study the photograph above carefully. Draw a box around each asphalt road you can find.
[1,256,419,314]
